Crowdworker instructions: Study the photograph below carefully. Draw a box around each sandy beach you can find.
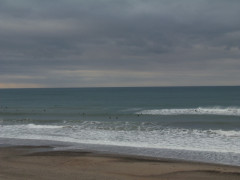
[1,146,240,180]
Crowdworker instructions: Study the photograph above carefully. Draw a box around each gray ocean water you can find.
[1,87,240,165]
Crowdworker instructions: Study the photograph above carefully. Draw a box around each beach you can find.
[1,146,240,180]
[1,87,240,179]
[2,0,240,178]
[1,87,240,166]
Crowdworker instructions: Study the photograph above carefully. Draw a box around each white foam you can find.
[26,124,64,129]
[209,130,240,137]
[137,107,240,116]
[1,123,240,155]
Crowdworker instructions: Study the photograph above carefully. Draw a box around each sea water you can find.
[1,86,240,165]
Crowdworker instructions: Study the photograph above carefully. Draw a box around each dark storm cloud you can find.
[1,0,240,87]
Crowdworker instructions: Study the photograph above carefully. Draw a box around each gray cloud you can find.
[1,0,240,87]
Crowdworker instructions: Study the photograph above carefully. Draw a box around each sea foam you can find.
[26,124,64,129]
[137,107,240,116]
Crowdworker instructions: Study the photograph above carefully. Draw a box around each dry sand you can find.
[1,146,240,180]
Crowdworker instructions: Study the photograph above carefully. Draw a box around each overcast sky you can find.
[1,0,240,88]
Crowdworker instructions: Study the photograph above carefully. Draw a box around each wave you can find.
[209,129,240,137]
[1,124,240,154]
[2,123,240,137]
[26,124,65,129]
[137,107,240,116]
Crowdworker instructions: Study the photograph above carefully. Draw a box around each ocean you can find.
[1,86,240,166]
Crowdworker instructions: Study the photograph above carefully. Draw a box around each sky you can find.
[1,0,240,88]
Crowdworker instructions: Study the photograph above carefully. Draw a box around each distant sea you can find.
[1,86,240,166]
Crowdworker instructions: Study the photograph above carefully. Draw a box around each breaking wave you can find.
[137,107,240,116]
[26,124,65,129]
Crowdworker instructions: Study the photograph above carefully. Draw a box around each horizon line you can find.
[0,85,240,90]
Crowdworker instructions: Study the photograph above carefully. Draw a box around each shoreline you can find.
[1,137,240,167]
[1,145,240,180]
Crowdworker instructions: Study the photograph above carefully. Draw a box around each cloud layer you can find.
[1,0,240,88]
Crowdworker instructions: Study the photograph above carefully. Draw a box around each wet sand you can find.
[1,146,240,180]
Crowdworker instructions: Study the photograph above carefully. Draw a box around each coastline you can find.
[1,137,240,167]
[1,145,240,180]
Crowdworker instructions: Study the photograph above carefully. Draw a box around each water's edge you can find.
[1,137,240,167]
